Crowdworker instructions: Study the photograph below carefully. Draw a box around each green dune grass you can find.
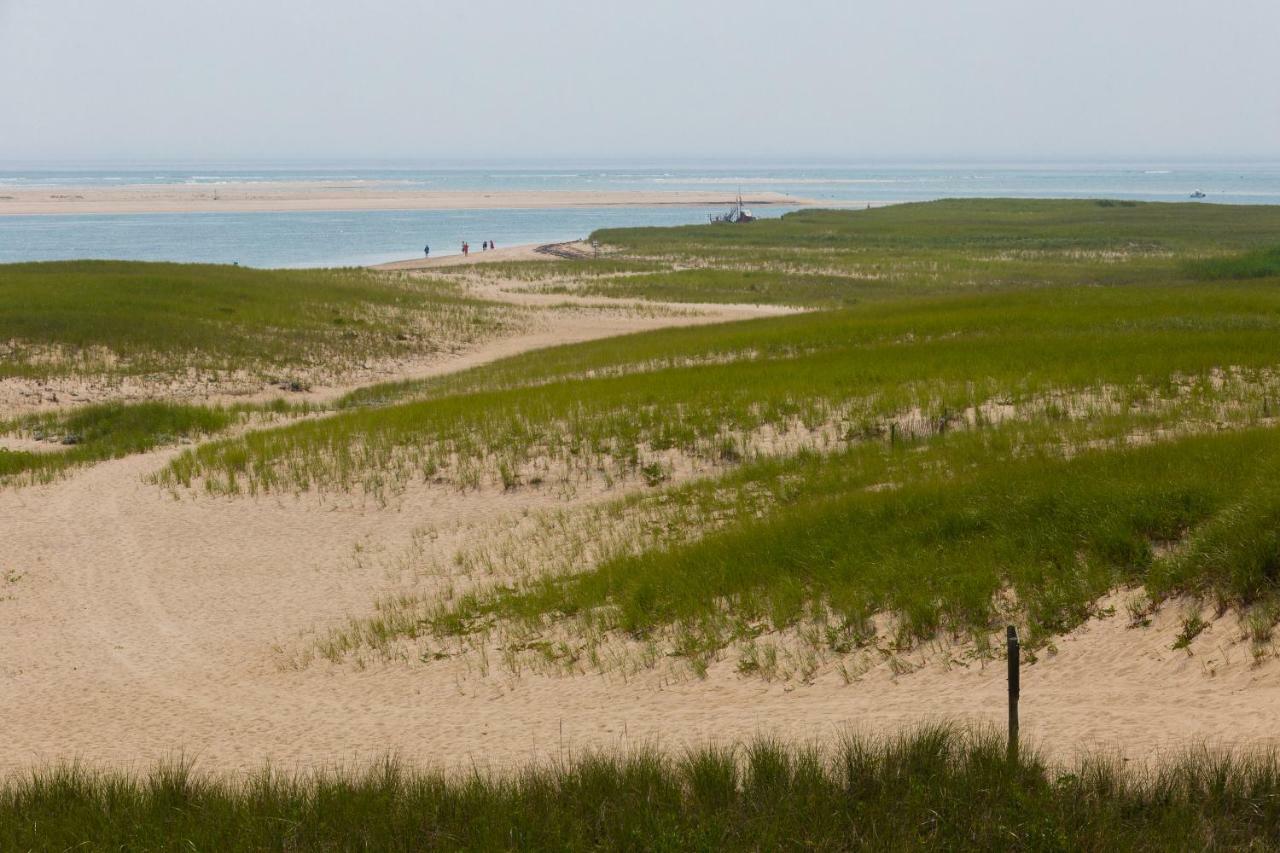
[6,727,1280,851]
[164,277,1280,498]
[535,267,875,306]
[0,401,238,483]
[432,425,1280,662]
[1188,245,1280,280]
[598,198,1280,257]
[0,260,517,381]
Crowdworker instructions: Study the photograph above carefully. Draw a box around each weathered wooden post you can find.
[1006,625,1020,761]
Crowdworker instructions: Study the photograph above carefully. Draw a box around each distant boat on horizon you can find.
[1190,190,1207,199]
[710,192,756,224]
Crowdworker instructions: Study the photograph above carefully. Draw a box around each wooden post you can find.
[1006,625,1020,761]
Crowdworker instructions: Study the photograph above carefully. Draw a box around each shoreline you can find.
[371,241,557,270]
[0,184,815,216]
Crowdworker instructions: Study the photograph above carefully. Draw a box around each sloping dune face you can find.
[8,200,1280,776]
[4,440,1277,774]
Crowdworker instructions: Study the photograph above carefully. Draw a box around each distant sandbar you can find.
[0,183,813,216]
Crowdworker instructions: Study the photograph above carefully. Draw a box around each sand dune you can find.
[3,265,1279,777]
[0,184,811,216]
[4,436,1278,776]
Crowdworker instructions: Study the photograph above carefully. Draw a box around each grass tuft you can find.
[8,728,1280,849]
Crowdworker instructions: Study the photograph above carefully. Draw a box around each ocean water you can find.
[1,162,1277,268]
[0,206,800,269]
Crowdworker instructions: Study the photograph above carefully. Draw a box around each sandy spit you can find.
[0,185,812,216]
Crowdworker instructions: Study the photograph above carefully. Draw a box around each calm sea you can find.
[2,162,1277,268]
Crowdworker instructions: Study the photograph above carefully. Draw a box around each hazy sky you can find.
[2,0,1277,163]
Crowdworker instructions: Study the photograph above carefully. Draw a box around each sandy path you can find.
[3,270,1279,775]
[4,442,1278,777]
[0,247,782,417]
[0,185,810,216]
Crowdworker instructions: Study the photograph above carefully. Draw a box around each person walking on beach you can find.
[423,244,430,258]
[462,241,469,257]
[489,239,496,250]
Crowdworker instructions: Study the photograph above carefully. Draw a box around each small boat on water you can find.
[710,193,756,223]
[1190,190,1207,199]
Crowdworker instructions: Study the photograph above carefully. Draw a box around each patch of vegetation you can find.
[1173,613,1209,651]
[0,260,519,381]
[537,268,871,307]
[340,200,1280,411]
[434,257,666,280]
[597,199,1280,259]
[577,199,1280,307]
[0,401,237,483]
[165,275,1280,497]
[432,425,1280,658]
[1186,246,1280,281]
[6,727,1280,850]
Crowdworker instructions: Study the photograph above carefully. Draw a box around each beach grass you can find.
[0,260,521,382]
[533,267,873,306]
[1187,245,1280,280]
[147,200,1280,666]
[0,401,239,483]
[597,198,1280,258]
[6,726,1280,851]
[418,200,1280,311]
[163,276,1280,498]
[426,424,1280,668]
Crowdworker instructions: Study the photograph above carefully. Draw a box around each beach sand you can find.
[373,242,552,270]
[3,260,1279,777]
[0,183,812,216]
[4,442,1277,776]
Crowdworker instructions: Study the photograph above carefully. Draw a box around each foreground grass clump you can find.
[6,728,1280,850]
[0,401,236,483]
[0,260,518,381]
